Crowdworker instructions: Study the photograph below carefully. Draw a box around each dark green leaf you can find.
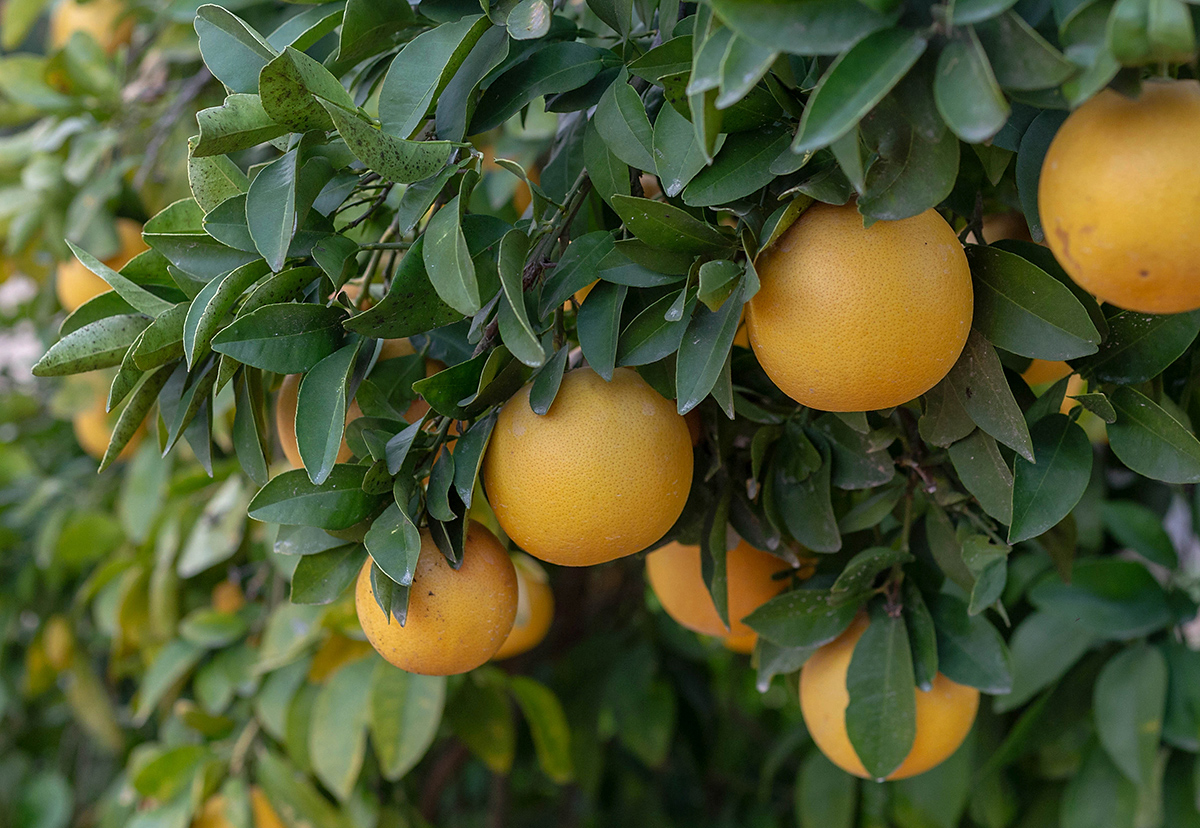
[683,126,790,207]
[934,28,1009,143]
[1076,310,1200,385]
[1029,557,1173,640]
[509,676,574,784]
[949,430,1014,524]
[946,330,1034,462]
[248,466,381,530]
[1108,385,1200,484]
[594,69,655,171]
[676,279,743,414]
[365,501,422,587]
[709,0,899,56]
[993,609,1094,712]
[1061,742,1138,828]
[291,544,366,604]
[743,588,859,648]
[846,605,917,780]
[1094,644,1167,785]
[320,101,457,184]
[610,194,732,255]
[194,5,276,94]
[1009,414,1092,543]
[576,280,626,381]
[1101,500,1177,568]
[32,314,150,377]
[470,41,605,133]
[933,593,1013,694]
[976,11,1077,90]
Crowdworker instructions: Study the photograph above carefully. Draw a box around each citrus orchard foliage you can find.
[2,0,1200,826]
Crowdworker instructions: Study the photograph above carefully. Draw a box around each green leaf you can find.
[717,33,777,110]
[920,379,976,447]
[993,610,1094,712]
[857,101,960,221]
[576,280,626,381]
[946,330,1034,462]
[709,0,899,56]
[194,5,276,94]
[379,15,489,139]
[617,290,694,367]
[320,101,457,184]
[675,279,743,414]
[369,660,446,781]
[510,676,574,783]
[255,750,355,828]
[64,240,173,317]
[1094,644,1167,786]
[744,589,858,648]
[1061,742,1138,828]
[202,194,256,252]
[934,28,1009,143]
[967,245,1101,360]
[948,430,1014,524]
[594,69,655,171]
[423,196,480,316]
[194,94,289,158]
[266,3,346,52]
[345,238,465,339]
[769,434,841,553]
[537,230,614,316]
[497,229,544,367]
[248,466,381,530]
[132,303,188,370]
[792,28,928,154]
[609,194,732,255]
[830,547,911,596]
[134,639,205,724]
[1101,500,1177,568]
[211,303,346,374]
[183,259,270,368]
[1076,310,1200,385]
[583,118,631,206]
[933,594,1013,694]
[652,102,714,198]
[447,673,516,773]
[32,314,150,377]
[529,347,569,415]
[297,343,360,484]
[796,750,858,828]
[337,0,414,64]
[436,25,511,142]
[1009,414,1092,543]
[177,476,248,576]
[506,0,551,39]
[309,657,373,801]
[846,605,917,780]
[1108,385,1200,484]
[364,501,422,587]
[470,41,605,133]
[1029,558,1173,640]
[683,125,790,207]
[247,150,329,272]
[976,11,1078,90]
[259,47,355,133]
[233,372,269,486]
[188,139,250,213]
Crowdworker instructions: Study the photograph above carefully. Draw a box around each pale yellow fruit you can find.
[492,553,554,660]
[50,0,134,54]
[482,367,694,567]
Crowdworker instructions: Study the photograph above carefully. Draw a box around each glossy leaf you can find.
[211,303,346,374]
[248,466,380,530]
[1108,385,1200,484]
[1009,414,1091,543]
[845,605,917,780]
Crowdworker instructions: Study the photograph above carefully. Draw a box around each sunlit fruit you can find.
[492,552,554,660]
[355,522,518,675]
[55,219,147,312]
[799,614,979,780]
[1039,80,1200,314]
[747,202,972,412]
[49,0,135,54]
[482,367,694,567]
[645,539,790,653]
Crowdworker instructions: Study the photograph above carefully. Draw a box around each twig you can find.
[342,183,394,232]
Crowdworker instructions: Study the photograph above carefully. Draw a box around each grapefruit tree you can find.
[2,0,1200,826]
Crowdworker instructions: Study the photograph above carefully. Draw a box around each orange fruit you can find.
[1039,80,1200,314]
[645,539,790,653]
[73,391,142,462]
[192,795,231,828]
[250,787,285,828]
[747,202,972,412]
[55,218,146,312]
[355,522,517,675]
[211,579,245,614]
[800,614,979,780]
[492,552,554,660]
[482,367,694,567]
[49,0,134,54]
[1021,359,1072,387]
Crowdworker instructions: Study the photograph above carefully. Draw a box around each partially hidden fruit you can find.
[492,552,554,660]
[1021,359,1072,387]
[191,795,231,828]
[55,218,146,312]
[800,614,979,780]
[42,615,75,671]
[646,539,790,653]
[1039,80,1200,314]
[482,367,694,567]
[73,391,142,462]
[250,787,286,828]
[50,0,134,54]
[355,522,518,675]
[211,579,245,614]
[747,202,972,412]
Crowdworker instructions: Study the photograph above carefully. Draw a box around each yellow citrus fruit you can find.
[73,391,142,462]
[645,539,790,652]
[307,633,374,682]
[492,552,554,660]
[49,0,134,54]
[355,521,517,675]
[482,367,694,567]
[1039,80,1200,314]
[55,218,146,312]
[800,614,979,780]
[1021,359,1072,387]
[747,202,972,412]
[211,579,245,614]
[42,615,75,671]
[250,787,285,828]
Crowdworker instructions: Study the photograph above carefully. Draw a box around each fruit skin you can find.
[1039,80,1200,314]
[747,202,972,412]
[1021,359,1072,387]
[50,0,134,54]
[211,579,245,614]
[55,218,146,312]
[250,787,285,828]
[73,391,142,462]
[646,540,790,651]
[800,614,979,780]
[492,552,554,660]
[482,367,694,567]
[355,522,518,675]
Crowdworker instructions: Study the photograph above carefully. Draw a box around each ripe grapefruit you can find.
[747,202,972,412]
[1039,80,1200,314]
[355,522,518,675]
[1021,359,1072,387]
[799,614,979,780]
[645,539,791,653]
[492,552,554,660]
[49,0,134,54]
[482,367,694,567]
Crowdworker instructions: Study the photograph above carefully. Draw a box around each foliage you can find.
[3,0,1200,826]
